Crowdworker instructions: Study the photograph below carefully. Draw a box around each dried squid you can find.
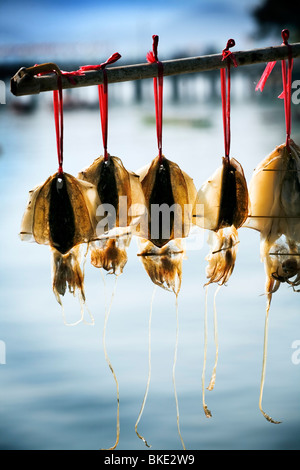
[134,154,197,450]
[192,156,249,416]
[137,238,184,295]
[136,154,197,248]
[136,153,197,302]
[78,154,146,276]
[244,140,300,423]
[78,153,145,450]
[20,171,99,324]
[193,156,248,284]
[245,141,300,292]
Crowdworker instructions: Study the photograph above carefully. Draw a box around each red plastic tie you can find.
[255,29,293,151]
[53,74,64,174]
[220,39,237,160]
[79,52,121,72]
[33,64,64,173]
[281,30,293,150]
[60,69,85,85]
[147,35,164,163]
[34,65,85,85]
[80,53,121,161]
[255,61,277,92]
[222,39,238,67]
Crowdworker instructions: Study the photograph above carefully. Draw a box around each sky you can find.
[0,0,265,63]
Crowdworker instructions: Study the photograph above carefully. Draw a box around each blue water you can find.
[1,89,300,450]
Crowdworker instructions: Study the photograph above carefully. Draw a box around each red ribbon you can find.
[147,35,164,163]
[220,39,237,160]
[80,53,121,161]
[33,65,81,173]
[79,52,121,72]
[34,65,85,85]
[255,29,293,151]
[53,75,64,174]
[34,65,64,174]
[60,69,85,85]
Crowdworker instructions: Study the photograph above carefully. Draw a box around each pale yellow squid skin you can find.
[192,155,249,418]
[78,154,146,276]
[244,140,300,294]
[77,153,147,450]
[244,140,300,424]
[19,172,99,316]
[134,154,197,450]
[193,156,249,286]
[135,153,198,293]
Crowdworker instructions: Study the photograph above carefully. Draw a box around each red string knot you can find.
[79,53,121,72]
[281,29,290,46]
[222,38,238,67]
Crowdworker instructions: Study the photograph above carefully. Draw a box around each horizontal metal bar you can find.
[10,42,300,97]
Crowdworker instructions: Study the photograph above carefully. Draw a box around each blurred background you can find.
[0,0,300,451]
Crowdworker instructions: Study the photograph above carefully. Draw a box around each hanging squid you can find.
[192,38,248,287]
[191,39,250,418]
[19,64,100,325]
[78,53,145,277]
[77,153,146,450]
[134,35,198,450]
[136,154,197,293]
[20,171,99,324]
[244,140,300,424]
[193,156,249,286]
[243,29,298,424]
[78,154,146,276]
[78,53,150,450]
[192,155,249,416]
[244,141,300,294]
[134,154,197,450]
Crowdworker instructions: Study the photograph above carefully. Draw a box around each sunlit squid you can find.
[78,154,146,276]
[244,140,300,423]
[20,171,98,325]
[134,154,197,450]
[136,154,197,293]
[78,153,146,450]
[193,156,249,417]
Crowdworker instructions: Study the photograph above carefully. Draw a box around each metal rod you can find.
[10,42,300,97]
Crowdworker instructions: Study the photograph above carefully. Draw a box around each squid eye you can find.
[282,258,298,274]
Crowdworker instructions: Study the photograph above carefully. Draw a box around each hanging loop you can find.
[30,63,92,174]
[281,29,293,151]
[80,53,121,161]
[53,74,64,174]
[147,35,164,162]
[220,38,237,160]
[31,63,64,174]
[281,29,289,45]
[255,29,293,152]
[222,39,238,67]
